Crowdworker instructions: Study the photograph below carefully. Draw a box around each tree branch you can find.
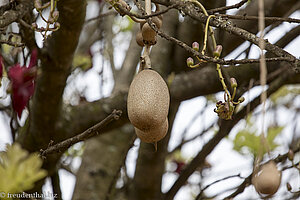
[207,0,248,14]
[18,0,87,152]
[50,170,62,200]
[40,110,122,157]
[196,174,244,200]
[216,14,300,24]
[149,0,300,71]
[164,70,295,200]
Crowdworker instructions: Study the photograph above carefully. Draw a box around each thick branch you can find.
[18,0,87,152]
[72,125,136,200]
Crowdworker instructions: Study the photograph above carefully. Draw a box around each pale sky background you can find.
[0,0,299,199]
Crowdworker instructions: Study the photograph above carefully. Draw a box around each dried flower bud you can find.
[192,42,199,51]
[286,183,292,191]
[214,101,234,120]
[230,77,237,88]
[186,57,194,67]
[288,149,294,161]
[238,97,245,103]
[213,45,223,57]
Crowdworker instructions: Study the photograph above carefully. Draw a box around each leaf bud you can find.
[52,11,59,22]
[213,45,223,57]
[186,57,194,67]
[230,77,237,88]
[238,97,245,103]
[192,42,199,51]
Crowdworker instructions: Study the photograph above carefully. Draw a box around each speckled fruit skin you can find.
[135,118,168,143]
[127,69,170,132]
[141,23,156,45]
[253,161,281,195]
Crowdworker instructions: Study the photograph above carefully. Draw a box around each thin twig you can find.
[195,174,243,200]
[85,11,117,23]
[133,0,146,15]
[151,24,294,65]
[40,109,122,157]
[162,0,300,71]
[216,14,300,23]
[168,121,215,155]
[114,3,179,19]
[207,0,248,14]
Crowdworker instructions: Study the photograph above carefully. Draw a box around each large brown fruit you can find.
[127,69,170,131]
[252,161,281,195]
[135,118,168,143]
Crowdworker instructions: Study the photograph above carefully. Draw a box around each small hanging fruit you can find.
[141,23,157,45]
[252,161,281,195]
[136,31,145,47]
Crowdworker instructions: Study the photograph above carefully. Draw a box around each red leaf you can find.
[8,64,37,117]
[28,49,38,68]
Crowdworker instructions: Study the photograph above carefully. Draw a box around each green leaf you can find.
[232,120,283,158]
[0,143,47,196]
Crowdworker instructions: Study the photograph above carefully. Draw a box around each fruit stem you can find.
[145,0,152,15]
[202,15,215,55]
[188,0,217,49]
[216,63,231,100]
[153,142,157,152]
[139,46,151,71]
